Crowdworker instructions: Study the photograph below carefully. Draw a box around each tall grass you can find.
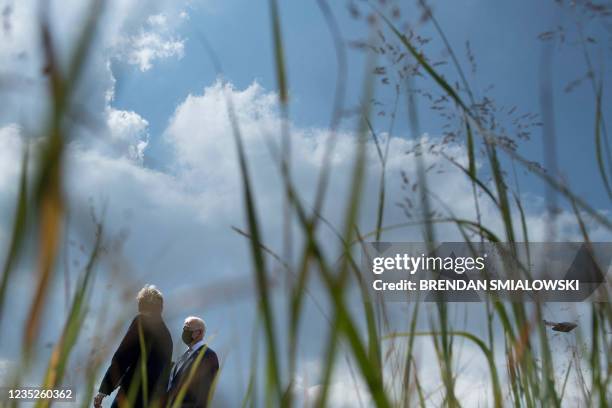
[0,0,610,407]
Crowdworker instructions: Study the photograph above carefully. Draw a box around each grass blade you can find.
[594,82,612,200]
[0,147,29,323]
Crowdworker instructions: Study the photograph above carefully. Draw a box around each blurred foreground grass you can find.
[0,1,611,407]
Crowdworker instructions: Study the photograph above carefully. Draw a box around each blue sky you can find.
[111,0,612,207]
[0,0,610,406]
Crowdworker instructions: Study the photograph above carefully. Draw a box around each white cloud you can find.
[0,0,190,131]
[113,10,186,72]
[147,13,168,27]
[294,359,371,407]
[105,108,149,162]
[0,124,24,190]
[0,358,15,386]
[164,80,611,245]
[116,28,184,72]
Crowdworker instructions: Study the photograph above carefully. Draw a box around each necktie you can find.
[171,349,191,381]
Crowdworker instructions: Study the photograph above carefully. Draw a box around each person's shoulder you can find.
[142,315,172,337]
[128,314,141,327]
[160,320,173,346]
[137,312,166,326]
[204,346,218,363]
[157,317,172,335]
[194,345,217,359]
[131,313,151,328]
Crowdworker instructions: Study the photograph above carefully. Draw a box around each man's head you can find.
[136,284,164,315]
[182,316,206,347]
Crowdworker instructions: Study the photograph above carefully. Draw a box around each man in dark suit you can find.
[167,316,219,408]
[94,285,173,408]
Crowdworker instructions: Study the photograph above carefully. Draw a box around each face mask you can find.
[182,328,193,345]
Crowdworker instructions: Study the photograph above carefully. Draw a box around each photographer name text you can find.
[372,279,580,291]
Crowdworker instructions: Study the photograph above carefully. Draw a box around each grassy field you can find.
[0,0,611,407]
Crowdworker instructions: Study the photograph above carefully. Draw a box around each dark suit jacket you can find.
[167,346,219,408]
[99,313,173,408]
